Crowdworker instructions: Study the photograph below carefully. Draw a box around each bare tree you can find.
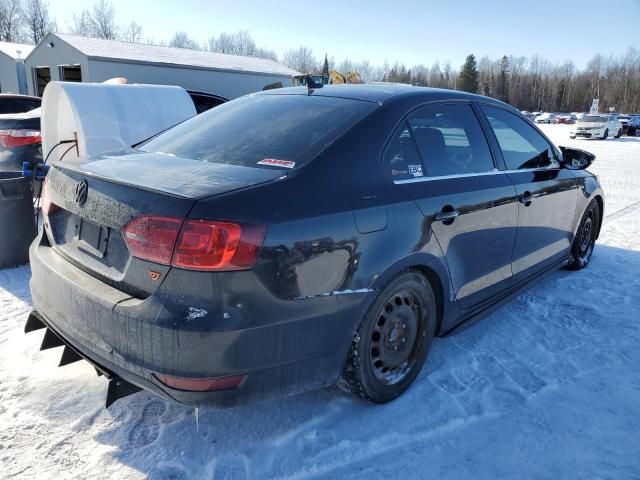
[0,0,23,42]
[283,46,317,73]
[69,9,93,36]
[122,21,142,43]
[254,47,278,61]
[169,31,199,49]
[23,0,54,44]
[90,0,117,39]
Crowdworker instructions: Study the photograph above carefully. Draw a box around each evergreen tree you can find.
[458,54,479,93]
[322,54,330,78]
[496,55,510,102]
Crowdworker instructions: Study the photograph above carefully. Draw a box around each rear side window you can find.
[407,103,494,177]
[383,123,423,180]
[482,106,556,170]
[140,94,376,169]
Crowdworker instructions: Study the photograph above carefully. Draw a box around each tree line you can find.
[2,0,639,113]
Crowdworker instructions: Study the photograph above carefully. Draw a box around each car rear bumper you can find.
[29,239,367,407]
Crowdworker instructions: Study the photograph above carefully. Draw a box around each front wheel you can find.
[628,126,637,136]
[567,199,600,270]
[338,271,437,403]
[570,136,576,139]
[601,129,609,140]
[615,129,622,138]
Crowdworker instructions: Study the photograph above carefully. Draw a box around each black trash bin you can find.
[0,172,37,268]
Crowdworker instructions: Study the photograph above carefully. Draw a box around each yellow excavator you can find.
[293,70,363,87]
[329,70,363,84]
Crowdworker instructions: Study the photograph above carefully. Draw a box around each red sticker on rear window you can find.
[257,158,295,168]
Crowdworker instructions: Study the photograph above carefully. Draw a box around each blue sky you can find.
[48,0,639,68]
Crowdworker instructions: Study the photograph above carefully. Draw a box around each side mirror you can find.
[558,146,595,170]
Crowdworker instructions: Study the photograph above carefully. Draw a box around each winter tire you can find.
[601,129,608,140]
[615,129,622,138]
[338,271,437,403]
[569,136,576,139]
[567,199,599,270]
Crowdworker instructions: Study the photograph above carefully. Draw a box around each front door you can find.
[481,105,578,283]
[386,102,518,309]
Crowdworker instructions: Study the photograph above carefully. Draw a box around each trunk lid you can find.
[44,152,284,297]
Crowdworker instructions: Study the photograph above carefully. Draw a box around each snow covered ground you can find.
[1,124,639,479]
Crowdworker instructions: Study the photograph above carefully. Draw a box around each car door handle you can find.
[518,192,534,206]
[434,209,459,223]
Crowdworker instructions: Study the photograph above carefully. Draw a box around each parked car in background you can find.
[0,94,41,114]
[520,110,534,120]
[535,112,556,124]
[0,108,42,172]
[574,112,588,121]
[617,115,640,136]
[570,114,623,139]
[27,85,604,408]
[555,114,577,124]
[0,90,225,172]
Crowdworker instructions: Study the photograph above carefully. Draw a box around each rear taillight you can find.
[122,216,183,265]
[0,129,41,148]
[122,216,265,271]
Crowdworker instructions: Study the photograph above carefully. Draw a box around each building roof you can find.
[47,33,299,77]
[0,41,34,60]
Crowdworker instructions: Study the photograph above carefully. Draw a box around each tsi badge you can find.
[408,164,424,177]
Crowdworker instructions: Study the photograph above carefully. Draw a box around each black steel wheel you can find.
[338,271,437,403]
[567,199,600,270]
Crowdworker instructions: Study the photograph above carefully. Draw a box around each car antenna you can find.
[306,74,323,95]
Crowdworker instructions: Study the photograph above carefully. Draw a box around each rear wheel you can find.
[338,271,437,403]
[567,199,600,270]
[615,128,622,138]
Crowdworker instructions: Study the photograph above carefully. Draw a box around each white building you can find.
[25,33,299,98]
[0,41,34,94]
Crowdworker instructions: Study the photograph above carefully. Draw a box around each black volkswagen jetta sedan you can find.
[27,85,604,407]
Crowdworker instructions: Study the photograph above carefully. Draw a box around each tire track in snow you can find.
[603,199,640,225]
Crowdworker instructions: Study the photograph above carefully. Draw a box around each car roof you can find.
[258,84,506,106]
[0,94,41,101]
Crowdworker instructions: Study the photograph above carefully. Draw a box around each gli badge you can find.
[74,180,88,207]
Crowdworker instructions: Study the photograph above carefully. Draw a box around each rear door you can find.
[388,102,518,309]
[480,105,577,283]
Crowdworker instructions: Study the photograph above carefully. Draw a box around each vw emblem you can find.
[75,180,88,206]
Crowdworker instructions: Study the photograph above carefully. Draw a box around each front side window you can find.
[407,103,494,177]
[482,106,556,170]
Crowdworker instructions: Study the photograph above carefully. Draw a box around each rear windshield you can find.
[0,97,41,114]
[139,94,377,169]
[582,116,608,122]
